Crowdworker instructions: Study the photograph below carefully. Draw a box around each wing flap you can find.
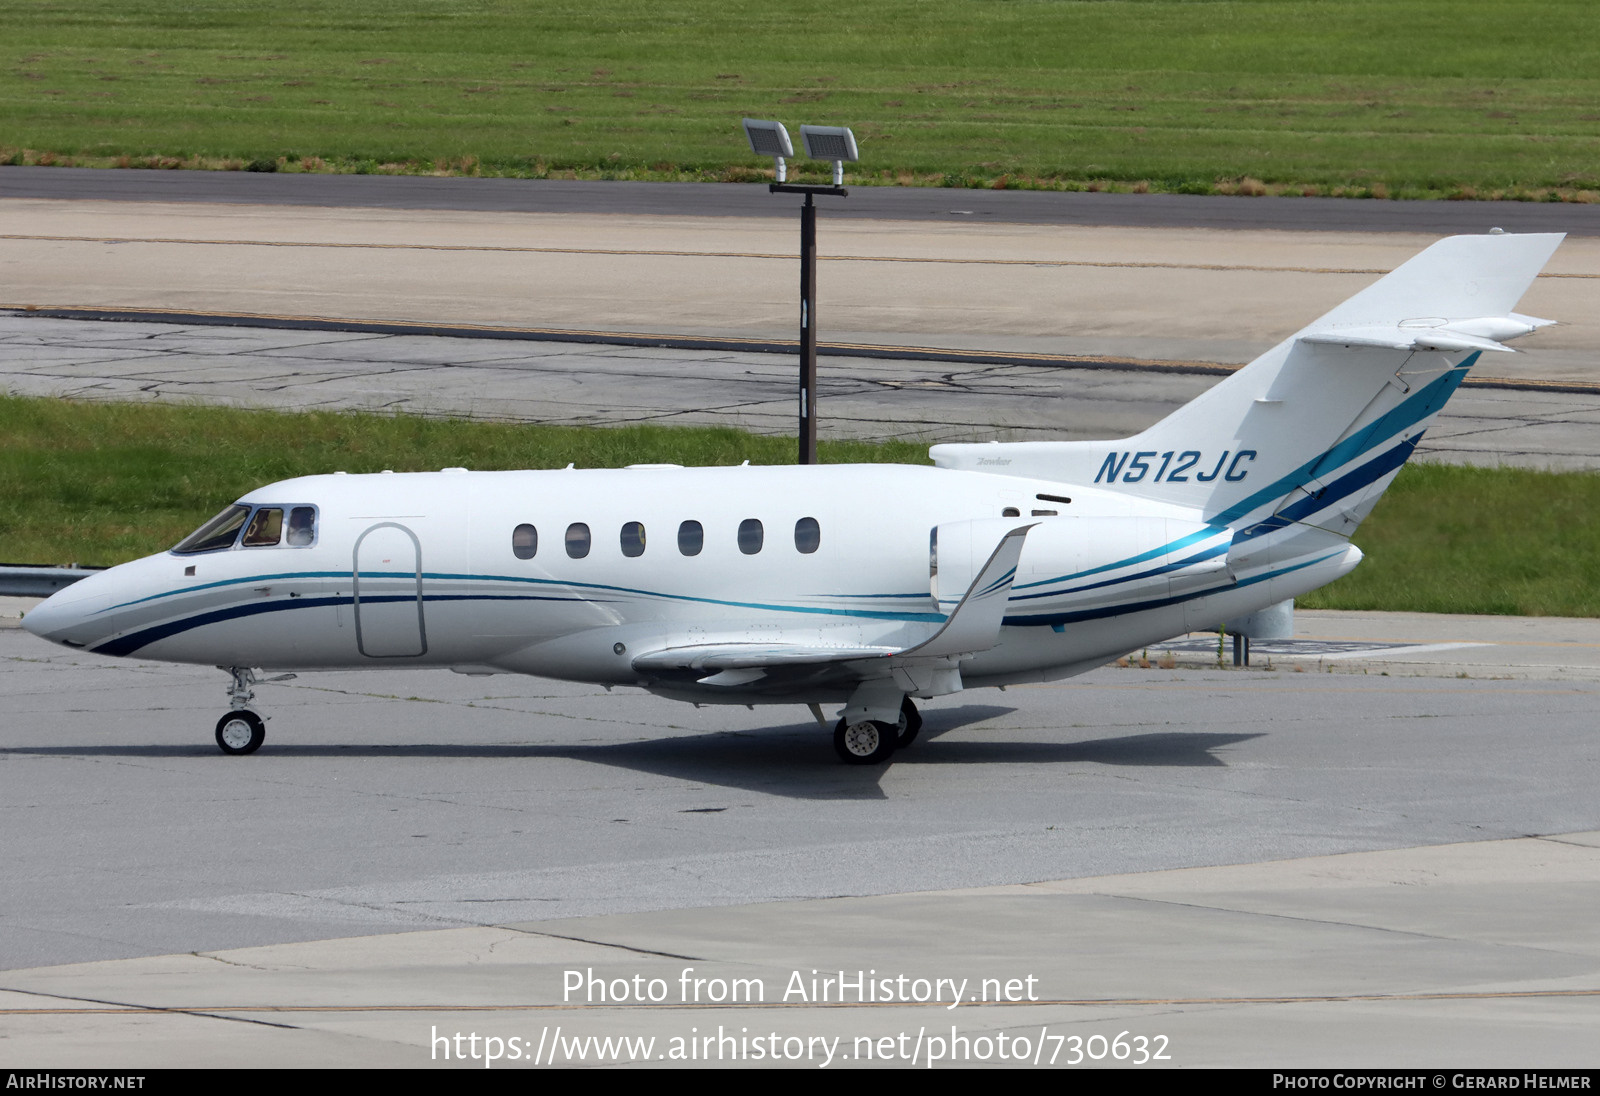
[632,642,899,675]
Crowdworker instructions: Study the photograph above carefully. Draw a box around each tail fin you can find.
[932,232,1562,534]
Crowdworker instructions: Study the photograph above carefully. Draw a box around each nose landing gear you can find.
[212,666,286,755]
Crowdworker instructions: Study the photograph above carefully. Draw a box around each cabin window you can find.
[794,516,820,554]
[621,521,646,558]
[512,523,538,560]
[173,504,250,554]
[286,506,317,547]
[738,518,764,555]
[1002,507,1021,517]
[241,507,284,547]
[678,520,703,556]
[565,522,591,559]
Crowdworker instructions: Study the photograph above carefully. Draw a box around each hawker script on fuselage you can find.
[23,232,1563,765]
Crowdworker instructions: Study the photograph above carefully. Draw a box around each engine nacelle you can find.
[932,516,1232,615]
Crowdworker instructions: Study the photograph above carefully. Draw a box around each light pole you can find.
[742,119,859,465]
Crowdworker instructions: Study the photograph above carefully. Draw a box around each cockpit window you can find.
[173,505,250,555]
[242,508,283,547]
[286,507,317,547]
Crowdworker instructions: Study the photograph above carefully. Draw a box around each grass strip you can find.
[0,395,927,565]
[2,0,1599,201]
[3,395,1597,617]
[1295,463,1600,618]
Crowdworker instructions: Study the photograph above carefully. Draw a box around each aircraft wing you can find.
[631,642,900,673]
[630,522,1034,691]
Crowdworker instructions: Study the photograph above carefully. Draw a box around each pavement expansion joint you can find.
[502,926,704,964]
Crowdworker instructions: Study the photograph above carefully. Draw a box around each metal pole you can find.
[799,193,817,465]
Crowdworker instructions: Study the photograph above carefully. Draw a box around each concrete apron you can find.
[3,831,1597,1068]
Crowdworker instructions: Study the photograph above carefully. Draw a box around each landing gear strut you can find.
[215,666,266,755]
[832,697,922,765]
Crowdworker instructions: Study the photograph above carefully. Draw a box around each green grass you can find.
[3,396,1599,617]
[1297,463,1600,618]
[0,396,928,565]
[3,1,1600,199]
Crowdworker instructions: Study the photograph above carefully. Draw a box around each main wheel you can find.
[896,697,924,748]
[215,710,266,755]
[834,718,897,765]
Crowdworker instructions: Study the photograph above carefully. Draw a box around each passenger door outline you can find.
[353,522,427,658]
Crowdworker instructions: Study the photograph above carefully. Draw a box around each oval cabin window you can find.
[794,516,820,554]
[565,522,591,559]
[512,523,538,560]
[620,521,646,558]
[738,519,764,555]
[678,520,703,556]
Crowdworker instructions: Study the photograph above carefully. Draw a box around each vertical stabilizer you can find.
[932,232,1563,535]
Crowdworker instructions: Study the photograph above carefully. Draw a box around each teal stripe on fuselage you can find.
[456,572,947,622]
[97,565,944,624]
[1209,359,1473,526]
[99,569,348,615]
[1012,526,1222,591]
[1008,541,1230,604]
[1002,551,1342,628]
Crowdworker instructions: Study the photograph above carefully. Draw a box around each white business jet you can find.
[23,232,1561,764]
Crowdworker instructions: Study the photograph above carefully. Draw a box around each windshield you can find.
[172,505,250,555]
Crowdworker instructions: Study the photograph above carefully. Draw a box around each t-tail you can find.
[932,232,1562,542]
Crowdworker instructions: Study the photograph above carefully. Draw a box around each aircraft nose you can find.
[21,587,86,642]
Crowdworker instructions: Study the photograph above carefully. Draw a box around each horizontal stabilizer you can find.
[1300,326,1515,353]
[1301,310,1559,355]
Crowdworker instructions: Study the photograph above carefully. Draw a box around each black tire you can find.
[896,697,923,748]
[834,717,897,765]
[215,710,265,755]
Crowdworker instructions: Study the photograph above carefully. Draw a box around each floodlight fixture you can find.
[740,120,860,466]
[742,118,794,183]
[799,125,859,186]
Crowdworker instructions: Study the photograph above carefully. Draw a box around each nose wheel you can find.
[215,710,266,755]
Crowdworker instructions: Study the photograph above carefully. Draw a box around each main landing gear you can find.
[213,666,289,755]
[833,697,923,766]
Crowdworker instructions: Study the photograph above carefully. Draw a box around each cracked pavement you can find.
[6,314,1600,465]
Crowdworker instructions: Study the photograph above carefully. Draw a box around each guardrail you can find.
[0,565,103,597]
